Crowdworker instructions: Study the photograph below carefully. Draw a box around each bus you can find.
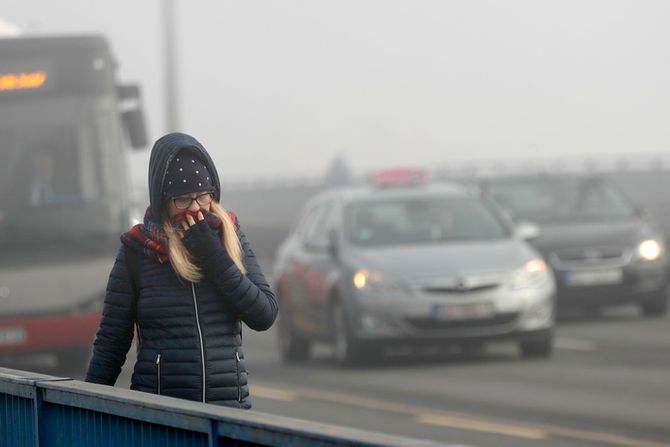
[0,35,146,370]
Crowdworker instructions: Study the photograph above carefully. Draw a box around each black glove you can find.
[182,220,225,263]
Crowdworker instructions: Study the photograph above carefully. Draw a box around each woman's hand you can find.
[180,212,226,263]
[177,211,205,238]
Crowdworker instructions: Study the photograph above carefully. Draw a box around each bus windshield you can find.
[0,96,128,249]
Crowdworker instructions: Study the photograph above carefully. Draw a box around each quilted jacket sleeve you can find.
[201,219,279,331]
[85,246,136,385]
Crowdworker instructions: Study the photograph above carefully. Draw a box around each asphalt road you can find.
[23,259,668,447]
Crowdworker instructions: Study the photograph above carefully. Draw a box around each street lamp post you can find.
[163,0,180,132]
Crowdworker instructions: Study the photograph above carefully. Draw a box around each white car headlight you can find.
[508,259,551,290]
[637,239,663,261]
[353,270,407,294]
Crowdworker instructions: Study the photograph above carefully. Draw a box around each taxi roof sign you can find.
[370,168,429,187]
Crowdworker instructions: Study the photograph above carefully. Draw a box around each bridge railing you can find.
[0,367,451,447]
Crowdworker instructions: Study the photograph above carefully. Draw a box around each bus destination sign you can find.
[0,71,48,91]
[0,59,54,95]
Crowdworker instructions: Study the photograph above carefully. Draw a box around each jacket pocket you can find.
[156,353,162,395]
[235,351,241,402]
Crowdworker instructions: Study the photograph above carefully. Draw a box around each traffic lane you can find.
[556,306,670,369]
[238,309,670,446]
[251,382,667,447]
[252,388,592,447]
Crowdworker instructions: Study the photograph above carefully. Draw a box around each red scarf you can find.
[121,207,236,264]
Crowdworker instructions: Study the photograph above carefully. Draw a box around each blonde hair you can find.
[162,200,246,282]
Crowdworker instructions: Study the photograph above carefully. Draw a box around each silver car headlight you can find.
[352,269,408,294]
[636,239,663,261]
[508,259,551,290]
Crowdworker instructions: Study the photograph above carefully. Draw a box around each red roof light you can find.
[370,168,429,187]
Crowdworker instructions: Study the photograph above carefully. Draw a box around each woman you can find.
[85,132,278,409]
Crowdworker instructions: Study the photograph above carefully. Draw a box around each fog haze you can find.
[3,5,670,445]
[4,1,670,184]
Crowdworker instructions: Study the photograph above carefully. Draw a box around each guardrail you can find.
[0,367,451,447]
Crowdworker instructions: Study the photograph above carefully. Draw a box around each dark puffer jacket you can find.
[85,133,278,408]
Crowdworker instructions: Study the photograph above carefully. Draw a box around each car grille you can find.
[406,312,518,330]
[417,273,505,295]
[422,284,499,294]
[550,246,630,269]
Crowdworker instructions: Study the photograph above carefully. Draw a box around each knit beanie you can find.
[162,149,214,197]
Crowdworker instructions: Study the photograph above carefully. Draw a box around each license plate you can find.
[0,327,27,346]
[433,302,495,321]
[564,269,623,287]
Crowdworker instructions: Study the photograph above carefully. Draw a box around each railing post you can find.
[31,383,42,447]
[209,419,219,447]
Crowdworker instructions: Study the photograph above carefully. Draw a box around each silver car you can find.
[273,179,556,365]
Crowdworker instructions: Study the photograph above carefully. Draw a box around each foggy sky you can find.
[4,1,670,184]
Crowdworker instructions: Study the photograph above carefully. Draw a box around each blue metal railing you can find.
[0,367,451,447]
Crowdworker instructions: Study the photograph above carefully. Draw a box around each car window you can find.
[296,204,323,240]
[344,197,509,247]
[578,182,636,218]
[303,201,334,248]
[487,178,637,223]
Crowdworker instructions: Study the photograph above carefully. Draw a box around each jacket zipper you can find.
[156,353,161,395]
[235,351,242,402]
[191,282,206,403]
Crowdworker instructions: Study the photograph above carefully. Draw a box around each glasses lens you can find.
[174,197,192,209]
[196,193,213,206]
[173,193,212,209]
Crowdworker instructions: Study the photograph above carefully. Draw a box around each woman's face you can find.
[166,190,213,218]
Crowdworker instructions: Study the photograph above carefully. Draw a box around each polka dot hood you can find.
[147,132,221,221]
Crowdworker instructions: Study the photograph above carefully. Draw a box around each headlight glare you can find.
[353,270,368,289]
[352,269,406,294]
[509,259,550,289]
[638,239,662,261]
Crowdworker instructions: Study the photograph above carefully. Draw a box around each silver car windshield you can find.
[345,197,510,247]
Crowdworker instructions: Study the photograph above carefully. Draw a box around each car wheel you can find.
[519,335,553,359]
[278,313,311,362]
[640,292,668,318]
[332,299,369,366]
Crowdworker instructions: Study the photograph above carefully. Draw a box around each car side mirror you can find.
[117,84,148,149]
[516,221,541,241]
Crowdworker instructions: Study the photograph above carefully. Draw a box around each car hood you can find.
[346,239,537,281]
[529,219,651,255]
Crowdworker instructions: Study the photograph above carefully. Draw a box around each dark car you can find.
[480,175,669,317]
[273,173,555,365]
